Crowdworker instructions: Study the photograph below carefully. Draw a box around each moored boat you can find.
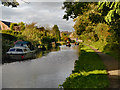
[66,42,71,47]
[6,40,36,60]
[6,46,36,60]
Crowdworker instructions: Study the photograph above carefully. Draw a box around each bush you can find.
[2,34,17,59]
[2,30,13,34]
[2,33,17,41]
[41,36,52,45]
[79,43,84,49]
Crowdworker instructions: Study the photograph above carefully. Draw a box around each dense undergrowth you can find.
[60,45,109,88]
[1,32,19,60]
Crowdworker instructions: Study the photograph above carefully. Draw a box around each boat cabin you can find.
[14,41,34,50]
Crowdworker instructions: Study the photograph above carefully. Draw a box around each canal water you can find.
[2,45,79,88]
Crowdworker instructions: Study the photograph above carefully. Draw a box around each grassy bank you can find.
[60,45,109,88]
[83,40,120,61]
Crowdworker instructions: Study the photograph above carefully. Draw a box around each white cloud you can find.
[19,0,65,2]
[1,2,74,31]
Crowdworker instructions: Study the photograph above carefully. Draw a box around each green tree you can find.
[10,23,17,31]
[62,2,95,20]
[10,22,25,31]
[61,32,68,41]
[22,23,54,47]
[98,1,120,24]
[73,3,111,46]
[18,22,25,31]
[62,1,120,59]
[1,0,19,7]
[98,1,120,51]
[52,25,61,41]
[41,36,52,44]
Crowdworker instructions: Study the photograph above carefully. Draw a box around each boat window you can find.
[9,48,15,51]
[16,49,23,52]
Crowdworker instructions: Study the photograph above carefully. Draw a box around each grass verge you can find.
[60,45,109,88]
[83,41,120,61]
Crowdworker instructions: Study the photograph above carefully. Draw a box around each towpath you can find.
[88,45,120,88]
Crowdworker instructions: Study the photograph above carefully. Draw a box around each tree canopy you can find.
[98,1,120,24]
[62,2,91,20]
[52,25,61,41]
[10,22,25,31]
[62,1,120,56]
[98,1,120,45]
[18,22,25,31]
[1,0,19,7]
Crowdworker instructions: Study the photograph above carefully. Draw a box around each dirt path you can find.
[88,45,120,88]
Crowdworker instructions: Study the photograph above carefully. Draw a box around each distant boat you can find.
[66,42,71,47]
[75,42,79,45]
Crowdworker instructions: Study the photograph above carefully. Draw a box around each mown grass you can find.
[60,45,109,88]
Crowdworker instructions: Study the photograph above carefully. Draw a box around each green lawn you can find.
[60,45,109,88]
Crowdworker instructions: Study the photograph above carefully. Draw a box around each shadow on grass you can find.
[61,49,109,88]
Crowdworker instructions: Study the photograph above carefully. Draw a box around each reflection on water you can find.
[60,45,79,51]
[36,47,60,59]
[2,45,79,88]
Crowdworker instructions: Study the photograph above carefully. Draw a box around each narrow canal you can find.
[2,45,79,88]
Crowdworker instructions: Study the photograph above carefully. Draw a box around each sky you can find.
[0,1,75,32]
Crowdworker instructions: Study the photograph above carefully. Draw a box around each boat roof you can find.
[10,46,28,49]
[15,41,31,45]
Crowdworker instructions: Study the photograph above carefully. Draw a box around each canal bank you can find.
[61,45,109,88]
[2,45,79,88]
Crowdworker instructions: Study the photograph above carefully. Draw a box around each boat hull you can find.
[6,52,35,60]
